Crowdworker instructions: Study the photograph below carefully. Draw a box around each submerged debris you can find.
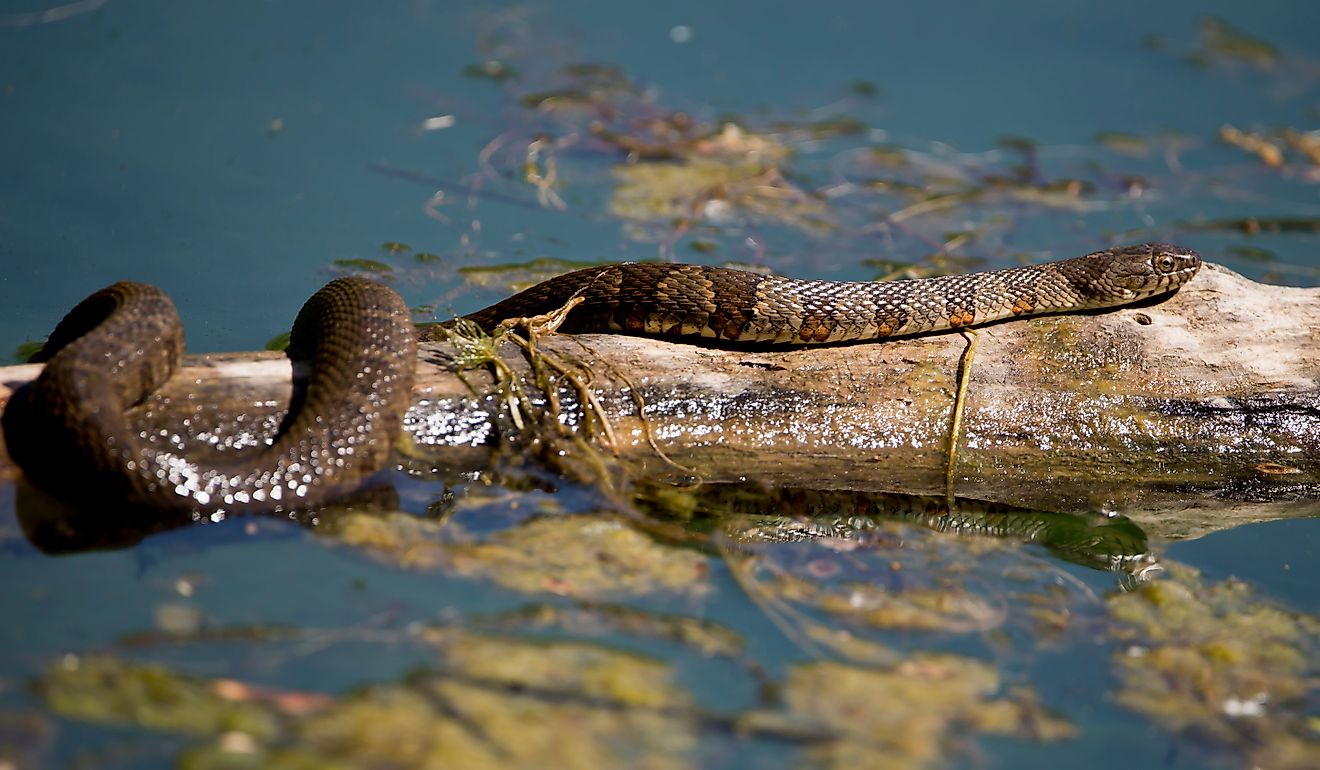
[326,510,709,599]
[40,655,281,740]
[743,656,1074,769]
[1109,565,1320,768]
[447,514,709,597]
[38,632,1074,769]
[39,638,697,770]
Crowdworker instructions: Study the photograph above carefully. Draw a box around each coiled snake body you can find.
[5,278,417,516]
[7,243,1198,514]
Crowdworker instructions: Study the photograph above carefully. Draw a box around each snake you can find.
[4,278,417,516]
[431,242,1200,344]
[6,243,1197,516]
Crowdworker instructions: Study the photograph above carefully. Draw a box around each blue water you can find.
[2,1,1318,767]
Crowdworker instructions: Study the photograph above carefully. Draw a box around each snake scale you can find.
[443,242,1201,343]
[4,278,417,516]
[6,242,1198,515]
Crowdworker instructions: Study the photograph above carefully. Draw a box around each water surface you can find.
[2,1,1318,768]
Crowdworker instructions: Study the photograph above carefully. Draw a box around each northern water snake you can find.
[7,242,1198,516]
[4,278,416,516]
[434,242,1200,344]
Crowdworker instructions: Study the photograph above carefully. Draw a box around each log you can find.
[2,263,1317,541]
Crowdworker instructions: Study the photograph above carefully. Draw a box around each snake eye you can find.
[1155,254,1176,273]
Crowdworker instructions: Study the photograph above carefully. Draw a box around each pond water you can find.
[2,1,1318,768]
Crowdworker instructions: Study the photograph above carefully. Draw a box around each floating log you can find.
[1,263,1316,541]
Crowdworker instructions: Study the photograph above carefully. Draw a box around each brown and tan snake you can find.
[4,242,1199,514]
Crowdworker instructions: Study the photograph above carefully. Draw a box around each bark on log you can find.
[2,263,1317,541]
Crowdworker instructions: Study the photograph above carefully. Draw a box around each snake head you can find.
[1097,243,1202,301]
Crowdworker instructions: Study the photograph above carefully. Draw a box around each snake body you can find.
[8,243,1198,515]
[5,278,416,516]
[452,243,1200,344]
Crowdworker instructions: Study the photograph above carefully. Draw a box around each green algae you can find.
[448,514,709,597]
[295,629,695,769]
[1109,565,1320,768]
[608,152,815,225]
[331,258,393,274]
[425,629,692,710]
[20,14,1320,770]
[41,655,280,740]
[297,679,692,770]
[1178,216,1320,235]
[812,581,1001,632]
[605,123,834,235]
[39,631,699,770]
[324,511,708,599]
[37,630,1075,770]
[743,656,1074,769]
[471,602,745,659]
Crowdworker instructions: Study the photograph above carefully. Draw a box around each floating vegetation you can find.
[1186,17,1281,71]
[1282,128,1320,165]
[1094,131,1151,157]
[40,655,280,740]
[39,638,697,770]
[1220,124,1286,167]
[325,510,709,599]
[34,625,1082,770]
[609,152,832,235]
[447,514,709,598]
[516,62,637,114]
[1108,565,1320,768]
[771,115,869,140]
[600,120,839,240]
[25,11,1319,766]
[742,656,1074,769]
[1225,245,1278,262]
[1178,216,1320,235]
[361,11,1320,298]
[1219,124,1320,169]
[331,258,393,274]
[316,6,1320,341]
[471,602,746,658]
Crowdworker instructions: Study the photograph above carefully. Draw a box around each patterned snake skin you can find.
[4,278,417,516]
[446,243,1201,344]
[5,244,1198,516]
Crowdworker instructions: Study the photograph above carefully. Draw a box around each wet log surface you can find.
[2,263,1317,541]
